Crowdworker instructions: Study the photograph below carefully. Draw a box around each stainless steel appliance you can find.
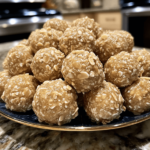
[0,0,62,43]
[120,0,150,48]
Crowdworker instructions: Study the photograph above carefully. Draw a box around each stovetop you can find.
[0,8,61,19]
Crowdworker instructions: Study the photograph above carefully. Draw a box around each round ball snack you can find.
[61,50,105,93]
[72,16,103,39]
[122,77,150,115]
[1,74,38,112]
[43,18,70,32]
[104,51,141,87]
[95,30,134,64]
[3,39,30,70]
[59,27,96,55]
[28,28,63,54]
[18,39,28,46]
[84,81,126,124]
[32,79,78,125]
[31,47,65,82]
[131,49,150,77]
[5,44,33,76]
[0,70,11,97]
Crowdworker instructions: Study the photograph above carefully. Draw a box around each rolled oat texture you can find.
[131,49,150,77]
[104,51,141,87]
[32,79,78,125]
[0,70,11,97]
[4,44,33,76]
[28,28,63,54]
[84,81,126,124]
[1,74,38,112]
[61,50,104,93]
[31,47,65,82]
[43,18,70,32]
[59,27,96,55]
[95,30,134,64]
[72,16,103,39]
[122,77,150,115]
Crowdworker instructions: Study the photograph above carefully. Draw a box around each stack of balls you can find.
[0,17,150,126]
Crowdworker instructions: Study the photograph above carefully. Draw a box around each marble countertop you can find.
[0,41,150,150]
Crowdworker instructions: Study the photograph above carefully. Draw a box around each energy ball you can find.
[61,50,105,93]
[5,44,33,76]
[0,70,11,97]
[1,74,38,112]
[32,79,78,125]
[43,18,70,32]
[104,51,141,87]
[3,40,30,70]
[131,49,150,77]
[95,30,134,64]
[84,81,126,124]
[72,16,103,38]
[31,47,65,82]
[28,28,63,54]
[18,39,28,46]
[59,27,96,55]
[122,77,150,115]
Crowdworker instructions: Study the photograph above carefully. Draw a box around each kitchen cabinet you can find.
[63,11,122,30]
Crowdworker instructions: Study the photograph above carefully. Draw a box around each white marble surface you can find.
[0,115,149,150]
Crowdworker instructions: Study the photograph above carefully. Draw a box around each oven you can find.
[0,0,62,43]
[120,0,150,48]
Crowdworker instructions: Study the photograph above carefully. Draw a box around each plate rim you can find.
[0,110,150,131]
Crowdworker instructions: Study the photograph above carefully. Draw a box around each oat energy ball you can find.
[72,16,103,38]
[61,50,105,93]
[1,74,38,112]
[32,79,78,125]
[18,39,28,46]
[31,47,65,82]
[28,28,63,54]
[59,27,96,55]
[95,30,134,64]
[122,77,150,115]
[0,70,11,97]
[84,81,126,124]
[43,18,70,32]
[5,44,33,76]
[3,40,29,70]
[131,49,150,77]
[104,51,141,87]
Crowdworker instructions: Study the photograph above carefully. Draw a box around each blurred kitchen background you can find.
[0,0,150,48]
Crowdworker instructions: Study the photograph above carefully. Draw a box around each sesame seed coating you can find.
[59,27,96,55]
[28,28,63,54]
[72,16,103,39]
[31,47,65,82]
[5,44,33,76]
[43,18,70,32]
[61,50,105,93]
[1,74,39,112]
[0,70,11,97]
[84,81,126,124]
[131,49,150,77]
[32,79,78,126]
[122,77,150,115]
[95,30,134,64]
[104,51,141,87]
